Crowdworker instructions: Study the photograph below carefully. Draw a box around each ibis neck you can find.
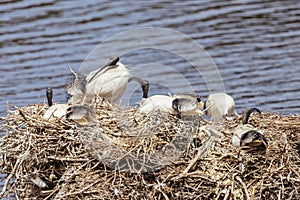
[46,88,53,106]
[142,83,149,98]
[203,100,207,110]
[243,108,261,124]
[129,77,149,98]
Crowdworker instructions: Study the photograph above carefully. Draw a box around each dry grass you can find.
[0,101,299,199]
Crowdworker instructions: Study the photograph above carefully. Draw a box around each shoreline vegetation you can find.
[0,100,299,199]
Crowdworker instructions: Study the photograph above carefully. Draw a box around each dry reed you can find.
[0,101,299,199]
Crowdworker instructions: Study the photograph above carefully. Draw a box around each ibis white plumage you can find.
[204,93,236,121]
[67,56,130,104]
[129,77,204,116]
[139,95,174,113]
[129,77,174,113]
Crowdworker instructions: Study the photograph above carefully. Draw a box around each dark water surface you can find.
[1,0,300,197]
[1,0,300,118]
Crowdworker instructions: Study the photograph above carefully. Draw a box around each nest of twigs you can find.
[0,100,299,199]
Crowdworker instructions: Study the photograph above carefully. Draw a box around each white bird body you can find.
[43,104,69,119]
[67,57,129,104]
[204,93,235,120]
[129,77,203,116]
[138,95,174,113]
[85,62,129,104]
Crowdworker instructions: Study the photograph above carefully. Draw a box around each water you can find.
[1,0,300,119]
[1,0,300,197]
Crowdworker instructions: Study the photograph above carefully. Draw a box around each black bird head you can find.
[46,88,53,106]
[172,98,181,118]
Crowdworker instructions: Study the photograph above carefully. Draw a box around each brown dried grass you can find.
[0,101,299,199]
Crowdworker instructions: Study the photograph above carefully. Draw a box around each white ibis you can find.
[204,93,236,121]
[232,108,268,150]
[67,56,130,104]
[129,77,204,116]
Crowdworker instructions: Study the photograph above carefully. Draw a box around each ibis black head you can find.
[240,130,268,149]
[141,81,149,98]
[172,98,181,118]
[46,88,53,106]
[107,56,119,66]
[243,108,261,124]
[195,94,202,103]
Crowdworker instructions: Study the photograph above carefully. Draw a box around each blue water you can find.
[1,1,299,121]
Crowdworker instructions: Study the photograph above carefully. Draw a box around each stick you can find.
[231,173,237,200]
[235,176,250,200]
[172,128,220,180]
[0,157,21,198]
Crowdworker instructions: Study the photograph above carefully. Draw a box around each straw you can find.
[0,100,299,199]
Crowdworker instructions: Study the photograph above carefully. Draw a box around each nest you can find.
[0,100,299,199]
